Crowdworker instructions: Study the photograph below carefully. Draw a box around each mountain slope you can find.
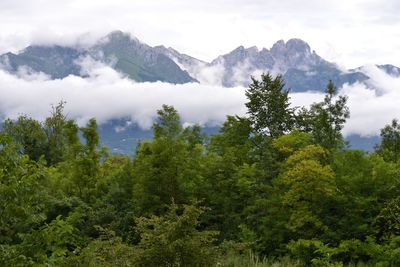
[202,39,369,91]
[90,31,196,83]
[0,31,399,92]
[0,31,197,84]
[0,46,83,79]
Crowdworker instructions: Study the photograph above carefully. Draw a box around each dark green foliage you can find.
[3,116,47,161]
[307,80,350,150]
[0,134,46,244]
[44,101,70,164]
[134,203,219,267]
[376,119,400,162]
[131,105,207,215]
[246,73,295,138]
[1,74,399,266]
[64,227,136,267]
[374,197,400,241]
[153,104,182,139]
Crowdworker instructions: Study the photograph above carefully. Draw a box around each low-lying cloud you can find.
[0,59,399,137]
[0,58,247,129]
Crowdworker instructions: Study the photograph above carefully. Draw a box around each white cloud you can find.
[0,60,247,129]
[0,60,398,137]
[341,65,400,137]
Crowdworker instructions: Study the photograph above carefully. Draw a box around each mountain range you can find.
[0,30,396,153]
[1,30,399,92]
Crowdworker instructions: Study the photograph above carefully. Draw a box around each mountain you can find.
[0,31,397,153]
[377,64,400,77]
[0,31,196,84]
[0,30,399,91]
[89,31,196,83]
[0,46,83,79]
[154,45,207,76]
[199,39,369,91]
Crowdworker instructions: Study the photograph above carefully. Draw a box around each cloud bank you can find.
[0,59,399,137]
[0,59,247,129]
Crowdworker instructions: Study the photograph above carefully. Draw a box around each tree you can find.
[7,216,82,266]
[54,118,105,203]
[153,104,182,140]
[375,119,400,162]
[44,101,69,165]
[134,203,219,267]
[374,197,400,241]
[132,105,205,215]
[245,73,295,138]
[2,116,47,162]
[0,134,46,244]
[307,80,349,150]
[280,145,337,239]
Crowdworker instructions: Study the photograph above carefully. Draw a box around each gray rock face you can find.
[173,38,387,92]
[377,64,400,77]
[203,38,345,90]
[153,45,205,81]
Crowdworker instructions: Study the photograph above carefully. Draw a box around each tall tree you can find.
[153,104,182,140]
[245,73,295,138]
[375,119,400,162]
[44,101,69,165]
[308,80,349,150]
[132,105,205,215]
[2,116,47,161]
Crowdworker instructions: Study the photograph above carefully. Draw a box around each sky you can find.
[0,0,399,68]
[0,0,400,137]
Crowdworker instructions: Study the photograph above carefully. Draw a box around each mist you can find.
[0,58,399,137]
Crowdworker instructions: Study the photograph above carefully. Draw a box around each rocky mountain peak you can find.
[221,45,260,63]
[1,30,399,92]
[270,38,311,57]
[246,46,259,55]
[286,38,311,54]
[270,40,285,54]
[104,30,140,45]
[231,45,245,54]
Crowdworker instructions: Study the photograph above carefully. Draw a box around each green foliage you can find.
[218,250,301,267]
[65,227,135,267]
[272,130,311,157]
[15,216,81,266]
[280,145,337,239]
[245,73,295,137]
[132,105,206,215]
[287,239,329,266]
[0,74,398,266]
[0,134,46,244]
[44,101,70,165]
[134,203,219,267]
[376,119,400,162]
[374,197,400,241]
[3,116,47,161]
[153,104,182,139]
[307,80,350,149]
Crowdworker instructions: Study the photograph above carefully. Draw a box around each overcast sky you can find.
[0,0,399,68]
[0,0,400,137]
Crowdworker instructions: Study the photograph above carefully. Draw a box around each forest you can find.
[0,73,399,266]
